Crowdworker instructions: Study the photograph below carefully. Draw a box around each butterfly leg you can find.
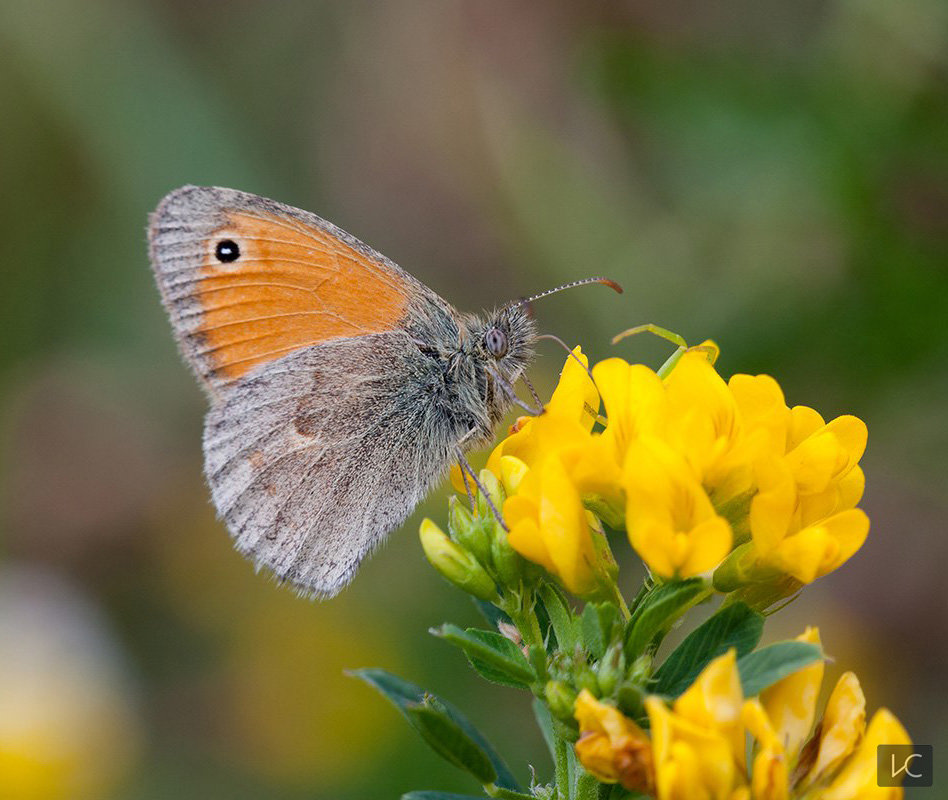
[518,372,544,414]
[455,450,509,532]
[489,367,543,416]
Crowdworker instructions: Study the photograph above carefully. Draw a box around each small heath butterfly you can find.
[148,186,620,596]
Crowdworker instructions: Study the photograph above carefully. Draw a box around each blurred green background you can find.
[1,1,946,798]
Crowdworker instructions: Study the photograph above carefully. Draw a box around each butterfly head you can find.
[475,303,537,383]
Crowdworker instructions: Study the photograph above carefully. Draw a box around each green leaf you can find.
[539,584,578,652]
[405,699,497,785]
[432,624,536,689]
[738,641,823,697]
[402,793,486,800]
[351,669,521,791]
[624,578,708,658]
[652,602,763,697]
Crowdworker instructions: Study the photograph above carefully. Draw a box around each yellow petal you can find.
[539,456,597,595]
[824,415,868,469]
[674,650,743,732]
[741,700,789,800]
[818,709,910,800]
[788,406,825,449]
[769,509,869,583]
[548,347,598,428]
[506,517,554,574]
[498,455,529,495]
[729,373,787,445]
[804,671,866,787]
[760,627,823,758]
[749,458,797,555]
[836,465,866,510]
[680,516,732,577]
[593,359,666,463]
[785,431,846,495]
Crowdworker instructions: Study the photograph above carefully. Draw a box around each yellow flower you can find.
[750,457,869,583]
[573,689,655,793]
[663,351,756,504]
[504,454,604,596]
[592,357,666,466]
[645,650,746,800]
[814,709,910,800]
[624,437,732,578]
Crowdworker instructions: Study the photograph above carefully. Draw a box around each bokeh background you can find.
[1,1,947,798]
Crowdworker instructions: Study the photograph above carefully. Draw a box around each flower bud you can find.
[490,533,525,588]
[597,641,625,697]
[419,519,498,601]
[476,468,505,522]
[449,497,491,564]
[576,667,600,696]
[627,654,652,685]
[544,680,578,721]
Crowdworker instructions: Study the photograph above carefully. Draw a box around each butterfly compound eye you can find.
[484,327,508,358]
[215,239,240,263]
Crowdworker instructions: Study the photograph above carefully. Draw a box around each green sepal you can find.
[544,679,578,721]
[738,641,823,697]
[615,682,647,719]
[652,601,763,698]
[351,669,521,791]
[581,602,619,660]
[528,644,549,683]
[538,584,579,653]
[624,578,708,659]
[432,624,536,688]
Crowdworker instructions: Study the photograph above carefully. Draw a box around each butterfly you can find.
[148,186,620,597]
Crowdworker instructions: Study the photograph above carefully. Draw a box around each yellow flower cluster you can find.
[574,628,911,799]
[470,346,869,596]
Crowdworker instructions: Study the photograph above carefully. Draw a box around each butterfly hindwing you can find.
[203,335,463,596]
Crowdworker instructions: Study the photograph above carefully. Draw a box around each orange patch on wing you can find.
[195,210,410,379]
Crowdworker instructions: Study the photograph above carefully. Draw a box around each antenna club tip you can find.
[599,278,624,295]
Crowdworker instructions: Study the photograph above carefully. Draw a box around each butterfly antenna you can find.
[506,277,623,311]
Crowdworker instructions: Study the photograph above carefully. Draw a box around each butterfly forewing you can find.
[148,186,422,392]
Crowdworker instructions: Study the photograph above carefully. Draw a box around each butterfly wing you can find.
[148,186,465,595]
[203,336,460,596]
[148,185,434,394]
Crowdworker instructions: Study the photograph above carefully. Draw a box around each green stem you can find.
[574,768,601,800]
[554,736,571,800]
